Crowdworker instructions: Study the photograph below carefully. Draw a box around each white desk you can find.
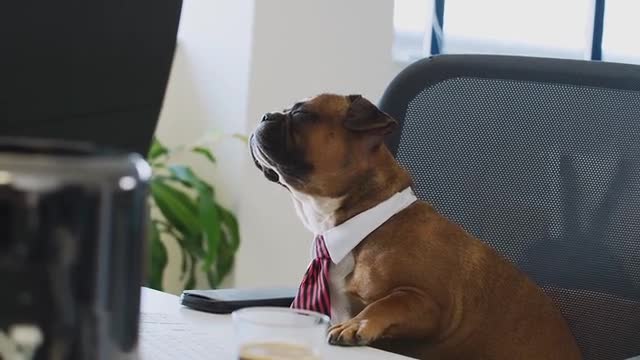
[139,287,411,359]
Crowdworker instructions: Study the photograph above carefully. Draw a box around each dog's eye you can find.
[291,111,314,122]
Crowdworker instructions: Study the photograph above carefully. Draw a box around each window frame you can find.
[400,0,608,61]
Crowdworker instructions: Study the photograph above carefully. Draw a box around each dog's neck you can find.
[335,149,412,226]
[288,148,412,234]
[288,190,344,234]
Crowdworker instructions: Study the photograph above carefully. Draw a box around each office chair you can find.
[379,54,640,360]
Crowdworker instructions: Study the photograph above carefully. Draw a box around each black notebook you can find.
[180,287,297,314]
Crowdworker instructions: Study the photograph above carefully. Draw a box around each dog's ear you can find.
[344,95,397,135]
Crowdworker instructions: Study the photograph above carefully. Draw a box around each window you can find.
[602,0,640,64]
[443,0,593,59]
[393,0,640,65]
[392,0,435,63]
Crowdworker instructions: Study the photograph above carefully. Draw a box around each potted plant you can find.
[146,137,241,291]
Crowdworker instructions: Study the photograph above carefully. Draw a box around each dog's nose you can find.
[262,113,279,122]
[262,113,284,122]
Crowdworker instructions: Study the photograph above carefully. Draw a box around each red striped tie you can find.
[291,235,332,317]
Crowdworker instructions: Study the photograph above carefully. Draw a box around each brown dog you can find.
[250,94,581,359]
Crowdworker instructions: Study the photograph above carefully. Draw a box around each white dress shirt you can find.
[311,187,418,322]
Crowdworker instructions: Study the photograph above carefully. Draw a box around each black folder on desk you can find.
[181,287,297,314]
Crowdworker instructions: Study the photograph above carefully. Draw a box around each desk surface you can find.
[139,287,410,360]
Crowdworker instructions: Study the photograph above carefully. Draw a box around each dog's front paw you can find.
[327,318,382,346]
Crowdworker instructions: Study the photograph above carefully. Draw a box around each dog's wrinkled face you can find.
[250,94,397,197]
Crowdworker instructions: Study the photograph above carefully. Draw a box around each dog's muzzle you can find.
[250,133,280,183]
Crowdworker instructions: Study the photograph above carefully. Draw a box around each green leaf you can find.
[232,133,249,144]
[148,137,169,160]
[166,236,188,280]
[183,233,206,258]
[216,235,235,283]
[180,247,188,280]
[148,222,167,291]
[192,146,216,164]
[198,193,221,268]
[168,165,213,194]
[150,180,200,236]
[206,268,220,289]
[167,165,196,187]
[185,254,197,289]
[217,204,240,250]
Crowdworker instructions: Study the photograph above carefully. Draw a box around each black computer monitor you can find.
[0,0,183,155]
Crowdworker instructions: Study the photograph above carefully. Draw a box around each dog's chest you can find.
[329,253,355,324]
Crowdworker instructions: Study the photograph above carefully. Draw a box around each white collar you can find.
[317,187,417,264]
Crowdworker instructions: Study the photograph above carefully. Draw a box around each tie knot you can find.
[314,235,331,260]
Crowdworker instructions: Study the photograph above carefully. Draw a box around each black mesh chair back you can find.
[379,55,640,360]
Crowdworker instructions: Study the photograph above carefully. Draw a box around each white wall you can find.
[235,0,403,287]
[155,0,404,292]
